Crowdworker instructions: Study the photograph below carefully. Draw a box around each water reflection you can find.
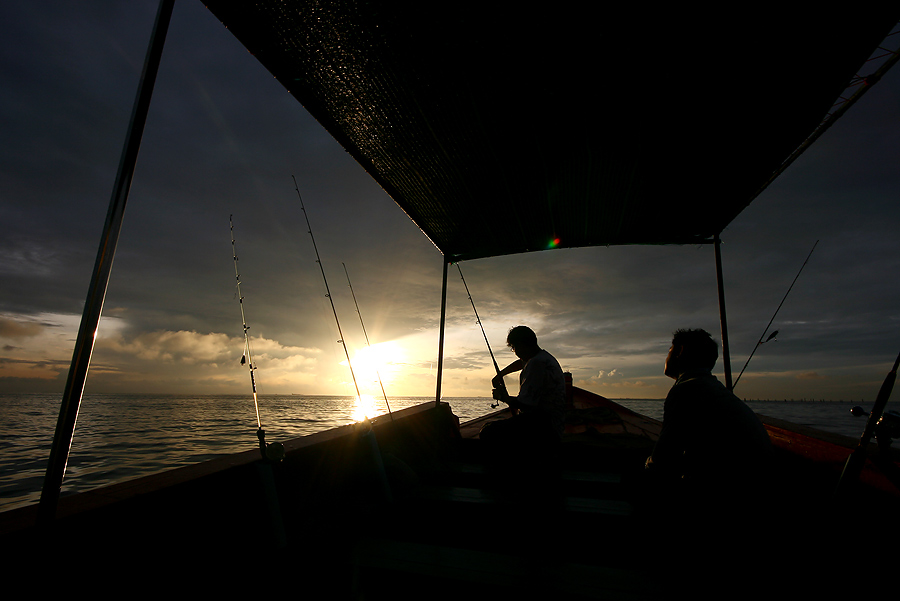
[0,393,496,512]
[351,394,377,422]
[2,394,867,513]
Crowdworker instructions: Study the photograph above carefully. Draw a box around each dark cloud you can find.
[1,3,899,401]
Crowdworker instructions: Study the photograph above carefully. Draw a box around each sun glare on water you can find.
[351,394,378,422]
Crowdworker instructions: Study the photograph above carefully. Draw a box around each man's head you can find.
[665,328,718,378]
[507,325,539,360]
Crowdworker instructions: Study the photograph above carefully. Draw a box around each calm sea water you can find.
[614,398,875,437]
[0,393,884,512]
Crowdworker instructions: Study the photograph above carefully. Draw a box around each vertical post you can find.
[435,257,449,407]
[38,0,176,525]
[714,234,733,390]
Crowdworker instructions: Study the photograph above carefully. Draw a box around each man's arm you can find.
[492,359,523,389]
[491,360,525,415]
[491,385,524,408]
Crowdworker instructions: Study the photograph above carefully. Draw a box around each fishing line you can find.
[292,175,363,406]
[293,178,391,503]
[230,215,279,462]
[343,262,393,420]
[456,263,507,408]
[230,215,262,430]
[230,218,287,548]
[734,239,818,389]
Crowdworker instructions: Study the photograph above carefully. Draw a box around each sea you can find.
[0,393,886,513]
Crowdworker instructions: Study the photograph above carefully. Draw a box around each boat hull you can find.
[2,390,897,594]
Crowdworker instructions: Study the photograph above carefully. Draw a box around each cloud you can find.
[796,371,826,380]
[0,355,70,380]
[1,1,898,404]
[0,316,45,338]
[96,329,321,368]
[576,376,665,400]
[97,329,235,365]
[64,328,326,393]
[0,312,83,383]
[0,240,63,278]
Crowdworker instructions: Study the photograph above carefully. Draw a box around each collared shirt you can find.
[517,349,567,434]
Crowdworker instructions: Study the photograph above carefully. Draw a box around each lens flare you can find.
[351,394,377,422]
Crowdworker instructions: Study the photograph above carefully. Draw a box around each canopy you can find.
[204,2,897,260]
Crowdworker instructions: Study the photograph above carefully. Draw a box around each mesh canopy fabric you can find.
[204,2,897,260]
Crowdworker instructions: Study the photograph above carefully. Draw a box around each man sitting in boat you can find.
[645,328,773,504]
[481,326,567,457]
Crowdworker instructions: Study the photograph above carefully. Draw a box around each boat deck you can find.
[307,428,663,600]
[3,392,897,597]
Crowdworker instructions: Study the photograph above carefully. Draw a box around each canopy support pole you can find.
[713,234,734,390]
[37,0,175,525]
[435,258,449,407]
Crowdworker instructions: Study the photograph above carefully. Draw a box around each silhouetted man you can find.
[646,330,774,601]
[646,328,772,502]
[480,326,566,455]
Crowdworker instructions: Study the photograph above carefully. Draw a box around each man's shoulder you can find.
[537,348,558,360]
[537,349,563,371]
[670,370,750,409]
[673,370,722,390]
[667,370,727,403]
[527,348,557,365]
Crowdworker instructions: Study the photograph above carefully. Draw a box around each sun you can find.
[341,340,406,394]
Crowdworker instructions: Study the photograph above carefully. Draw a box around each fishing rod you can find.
[456,263,508,410]
[835,349,900,498]
[230,217,287,547]
[292,175,363,406]
[293,178,392,503]
[733,240,818,390]
[230,215,271,460]
[343,262,393,420]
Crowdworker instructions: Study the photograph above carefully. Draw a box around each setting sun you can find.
[341,341,406,393]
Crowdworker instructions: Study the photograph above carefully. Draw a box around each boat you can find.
[3,2,900,596]
[2,382,898,594]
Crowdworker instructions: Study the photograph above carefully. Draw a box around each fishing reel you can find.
[874,410,900,444]
[257,427,285,462]
[491,386,510,409]
[847,406,900,494]
[850,406,900,446]
[265,441,286,462]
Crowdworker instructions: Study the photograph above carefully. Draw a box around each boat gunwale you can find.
[4,393,899,538]
[0,400,453,534]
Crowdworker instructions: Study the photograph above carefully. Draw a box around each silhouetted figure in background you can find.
[644,328,774,592]
[480,326,566,457]
[646,328,772,500]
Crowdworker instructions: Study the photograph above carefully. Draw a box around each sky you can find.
[1,2,899,405]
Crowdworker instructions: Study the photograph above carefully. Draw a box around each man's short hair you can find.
[507,325,537,349]
[672,328,718,370]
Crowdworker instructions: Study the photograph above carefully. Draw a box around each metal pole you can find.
[38,0,176,525]
[714,234,733,390]
[435,258,449,407]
